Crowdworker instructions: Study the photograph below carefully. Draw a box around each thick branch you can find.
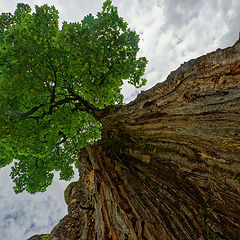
[17,104,45,119]
[18,92,118,121]
[67,88,120,120]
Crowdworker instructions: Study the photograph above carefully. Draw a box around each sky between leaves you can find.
[0,0,239,239]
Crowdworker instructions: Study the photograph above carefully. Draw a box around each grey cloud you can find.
[163,0,203,28]
[0,165,78,240]
[118,0,240,98]
[220,0,240,47]
[53,0,105,24]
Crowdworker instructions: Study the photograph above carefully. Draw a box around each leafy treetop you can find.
[0,1,147,193]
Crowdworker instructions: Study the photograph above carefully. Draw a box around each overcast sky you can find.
[0,0,239,239]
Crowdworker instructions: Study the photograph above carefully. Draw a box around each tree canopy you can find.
[0,1,147,193]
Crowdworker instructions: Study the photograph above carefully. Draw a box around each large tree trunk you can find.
[48,42,240,240]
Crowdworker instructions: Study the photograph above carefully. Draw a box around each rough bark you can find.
[46,41,240,239]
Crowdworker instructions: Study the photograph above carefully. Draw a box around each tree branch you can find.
[58,131,67,144]
[17,89,120,121]
[18,97,74,120]
[18,104,45,119]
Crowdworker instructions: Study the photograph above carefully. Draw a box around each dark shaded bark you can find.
[44,42,240,239]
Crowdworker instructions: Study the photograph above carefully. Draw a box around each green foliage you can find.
[0,1,147,193]
[41,234,50,240]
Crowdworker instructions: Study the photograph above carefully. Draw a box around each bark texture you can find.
[48,42,240,240]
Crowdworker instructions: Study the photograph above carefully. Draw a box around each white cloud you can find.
[118,0,239,98]
[0,0,240,239]
[0,165,78,239]
[220,0,240,47]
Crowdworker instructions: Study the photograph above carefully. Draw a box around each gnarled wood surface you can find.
[46,42,240,240]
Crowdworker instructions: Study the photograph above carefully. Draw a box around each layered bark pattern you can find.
[50,42,240,239]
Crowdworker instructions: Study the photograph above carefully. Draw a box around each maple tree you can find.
[0,1,147,193]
